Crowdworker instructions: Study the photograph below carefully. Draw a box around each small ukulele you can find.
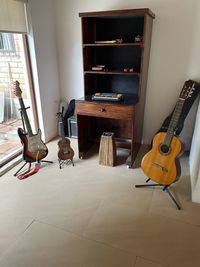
[141,80,195,185]
[14,81,48,162]
[57,111,74,168]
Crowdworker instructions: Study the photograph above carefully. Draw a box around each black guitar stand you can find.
[14,109,53,177]
[135,178,181,210]
[13,159,53,177]
[58,158,74,169]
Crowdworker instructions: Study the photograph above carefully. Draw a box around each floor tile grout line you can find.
[147,188,200,228]
[33,219,137,257]
[149,209,200,228]
[0,140,198,267]
[136,255,169,267]
[81,198,113,234]
[133,255,138,267]
[33,218,170,266]
[22,219,35,234]
[0,219,35,261]
[148,187,156,214]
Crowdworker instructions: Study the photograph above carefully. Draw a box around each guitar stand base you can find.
[13,159,53,177]
[135,178,181,210]
[58,158,74,169]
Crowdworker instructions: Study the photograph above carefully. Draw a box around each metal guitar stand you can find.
[14,159,53,177]
[135,178,181,210]
[13,109,53,177]
[58,158,74,169]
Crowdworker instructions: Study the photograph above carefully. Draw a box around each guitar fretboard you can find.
[164,98,184,147]
[19,97,33,137]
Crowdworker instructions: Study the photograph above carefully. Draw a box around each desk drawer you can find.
[76,101,134,120]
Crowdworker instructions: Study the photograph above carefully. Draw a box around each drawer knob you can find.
[101,108,106,112]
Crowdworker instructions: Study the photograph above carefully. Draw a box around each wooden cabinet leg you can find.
[126,142,141,168]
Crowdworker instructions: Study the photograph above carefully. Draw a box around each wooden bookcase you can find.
[76,8,155,167]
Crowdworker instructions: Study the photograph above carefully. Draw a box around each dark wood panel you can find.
[83,42,143,47]
[95,17,144,43]
[76,101,135,120]
[82,18,96,44]
[95,117,134,139]
[79,8,155,19]
[84,71,140,76]
[83,74,140,96]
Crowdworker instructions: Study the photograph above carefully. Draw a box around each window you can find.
[0,33,37,168]
[0,33,16,52]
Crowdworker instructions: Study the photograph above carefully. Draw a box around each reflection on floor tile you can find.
[83,203,200,267]
[0,139,199,267]
[0,222,135,267]
[135,257,167,267]
[0,211,33,256]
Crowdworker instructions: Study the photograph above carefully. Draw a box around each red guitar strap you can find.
[17,162,40,180]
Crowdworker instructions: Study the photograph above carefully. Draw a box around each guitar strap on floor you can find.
[17,162,40,180]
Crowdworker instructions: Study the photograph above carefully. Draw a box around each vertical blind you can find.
[0,0,28,33]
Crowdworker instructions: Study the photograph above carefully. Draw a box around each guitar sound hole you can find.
[160,144,170,154]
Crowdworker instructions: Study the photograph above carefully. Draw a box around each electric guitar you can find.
[57,111,74,162]
[141,80,195,185]
[14,80,48,162]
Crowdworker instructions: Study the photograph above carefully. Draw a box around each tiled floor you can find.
[0,139,199,267]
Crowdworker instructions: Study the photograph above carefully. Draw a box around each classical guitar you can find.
[141,80,195,185]
[14,81,48,162]
[57,111,74,163]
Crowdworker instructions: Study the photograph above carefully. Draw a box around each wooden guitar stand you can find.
[135,178,181,210]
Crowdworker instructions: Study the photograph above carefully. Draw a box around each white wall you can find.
[27,0,200,202]
[55,0,200,148]
[190,103,200,202]
[28,0,60,142]
[54,0,200,202]
[188,0,200,203]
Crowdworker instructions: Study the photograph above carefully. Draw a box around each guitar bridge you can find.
[151,162,168,173]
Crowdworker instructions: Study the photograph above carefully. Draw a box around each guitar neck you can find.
[59,118,66,142]
[18,97,33,136]
[164,98,184,146]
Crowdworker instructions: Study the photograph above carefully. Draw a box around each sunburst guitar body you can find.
[141,132,183,185]
[18,128,48,162]
[14,81,48,162]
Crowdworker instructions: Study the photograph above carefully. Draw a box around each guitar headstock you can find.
[56,106,64,121]
[13,80,22,98]
[179,80,195,100]
[56,112,63,119]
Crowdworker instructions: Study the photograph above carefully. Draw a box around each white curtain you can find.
[0,0,28,33]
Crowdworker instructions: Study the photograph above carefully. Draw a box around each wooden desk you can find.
[76,95,140,168]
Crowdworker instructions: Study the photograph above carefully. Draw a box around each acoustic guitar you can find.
[57,111,74,163]
[14,81,48,162]
[141,80,195,185]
